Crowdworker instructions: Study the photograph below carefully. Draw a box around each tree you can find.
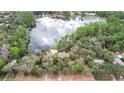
[103,51,114,64]
[0,59,5,70]
[84,55,94,65]
[107,15,120,23]
[111,44,120,52]
[80,48,96,58]
[31,66,43,77]
[17,12,35,27]
[96,11,124,19]
[81,12,86,17]
[10,47,20,59]
[63,11,71,19]
[17,55,40,75]
[71,64,83,74]
[7,26,29,56]
[2,61,18,74]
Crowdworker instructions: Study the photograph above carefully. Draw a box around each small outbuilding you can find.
[113,57,124,65]
[94,59,105,64]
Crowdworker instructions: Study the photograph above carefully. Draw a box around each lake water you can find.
[29,16,104,53]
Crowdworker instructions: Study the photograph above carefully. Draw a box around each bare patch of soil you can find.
[47,73,58,81]
[13,72,94,81]
[60,73,73,81]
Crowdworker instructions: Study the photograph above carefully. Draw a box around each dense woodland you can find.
[0,11,124,80]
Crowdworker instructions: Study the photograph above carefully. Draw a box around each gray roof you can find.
[94,59,104,64]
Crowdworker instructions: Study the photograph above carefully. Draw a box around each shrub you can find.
[63,11,71,19]
[70,45,80,53]
[81,12,86,17]
[87,62,96,69]
[0,59,6,70]
[90,64,111,80]
[17,12,35,27]
[2,60,18,74]
[48,65,57,74]
[111,44,120,52]
[35,59,42,65]
[103,64,124,74]
[31,66,43,77]
[71,64,83,74]
[18,64,31,76]
[97,49,114,64]
[82,65,90,75]
[121,57,124,62]
[103,52,114,64]
[107,15,120,23]
[57,59,66,70]
[84,55,94,65]
[62,67,71,74]
[80,48,96,58]
[10,47,20,59]
[21,55,39,64]
[2,63,13,73]
[69,52,79,60]
[7,26,29,56]
[18,55,39,76]
[91,64,124,80]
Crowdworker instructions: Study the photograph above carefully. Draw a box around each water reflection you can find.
[29,17,103,53]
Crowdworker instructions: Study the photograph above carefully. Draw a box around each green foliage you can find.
[87,62,96,69]
[16,55,40,76]
[2,11,124,79]
[96,49,114,64]
[58,19,124,53]
[31,66,43,77]
[73,12,80,16]
[121,57,124,62]
[91,63,124,80]
[0,59,5,70]
[84,55,94,65]
[35,59,42,65]
[2,62,18,74]
[103,51,114,64]
[6,26,29,56]
[17,12,35,27]
[55,13,124,77]
[57,36,73,51]
[1,12,35,59]
[103,64,124,74]
[10,47,20,59]
[62,67,71,74]
[69,52,79,60]
[114,40,124,52]
[107,15,120,23]
[81,12,86,17]
[80,48,96,58]
[96,11,124,19]
[57,59,66,70]
[63,11,71,18]
[71,64,83,74]
[90,64,110,80]
[111,44,120,52]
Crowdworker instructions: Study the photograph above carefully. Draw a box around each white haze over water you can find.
[29,17,104,53]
